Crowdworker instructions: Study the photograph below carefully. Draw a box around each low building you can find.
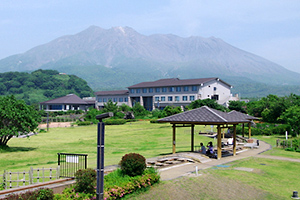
[40,94,94,111]
[95,77,238,111]
[95,90,129,109]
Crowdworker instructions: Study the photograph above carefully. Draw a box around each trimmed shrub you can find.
[119,153,146,177]
[77,121,93,126]
[74,168,97,194]
[104,119,126,125]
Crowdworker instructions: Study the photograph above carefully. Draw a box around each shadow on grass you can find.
[0,146,36,153]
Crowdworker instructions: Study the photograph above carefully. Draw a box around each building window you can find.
[103,98,107,102]
[124,97,128,102]
[149,88,153,93]
[50,105,62,110]
[119,97,123,102]
[176,87,181,92]
[182,96,188,101]
[169,87,175,92]
[192,86,197,91]
[155,97,159,101]
[143,88,147,93]
[168,96,173,101]
[108,98,112,101]
[98,98,102,102]
[175,96,180,101]
[155,88,160,93]
[190,96,195,101]
[113,98,117,102]
[129,89,134,93]
[161,96,166,101]
[136,89,141,93]
[162,87,167,92]
[184,86,189,91]
[214,87,217,91]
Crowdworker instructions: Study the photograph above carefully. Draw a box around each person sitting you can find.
[199,142,206,154]
[206,142,216,158]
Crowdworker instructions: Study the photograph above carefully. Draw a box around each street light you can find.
[96,112,113,200]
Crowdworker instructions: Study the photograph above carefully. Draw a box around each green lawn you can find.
[127,157,299,200]
[0,121,214,172]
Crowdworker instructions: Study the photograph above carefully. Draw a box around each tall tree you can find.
[279,106,300,137]
[0,95,41,147]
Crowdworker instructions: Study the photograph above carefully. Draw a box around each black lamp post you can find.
[96,112,113,200]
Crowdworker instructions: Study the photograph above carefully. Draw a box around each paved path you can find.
[158,140,274,181]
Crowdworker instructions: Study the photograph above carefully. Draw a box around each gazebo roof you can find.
[158,106,256,125]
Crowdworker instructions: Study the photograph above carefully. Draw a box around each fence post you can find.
[57,166,60,179]
[3,170,6,190]
[23,170,26,186]
[30,167,33,184]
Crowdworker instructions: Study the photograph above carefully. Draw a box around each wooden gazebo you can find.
[158,106,257,159]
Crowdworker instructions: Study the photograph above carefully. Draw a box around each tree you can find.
[132,102,148,117]
[187,99,227,112]
[163,106,182,117]
[279,106,300,137]
[228,100,246,113]
[0,95,41,147]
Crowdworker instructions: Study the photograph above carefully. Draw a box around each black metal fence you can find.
[57,153,88,178]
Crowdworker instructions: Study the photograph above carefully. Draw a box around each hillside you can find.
[0,69,94,104]
[0,26,299,96]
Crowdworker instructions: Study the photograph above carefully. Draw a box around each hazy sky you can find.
[1,0,300,72]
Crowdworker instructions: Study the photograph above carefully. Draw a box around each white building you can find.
[95,78,238,111]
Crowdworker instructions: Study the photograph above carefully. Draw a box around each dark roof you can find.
[128,78,232,88]
[95,90,129,96]
[227,110,258,120]
[40,94,88,105]
[158,106,253,125]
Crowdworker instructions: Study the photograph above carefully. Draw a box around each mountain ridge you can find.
[0,26,299,95]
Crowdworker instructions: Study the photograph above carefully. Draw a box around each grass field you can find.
[0,121,215,172]
[126,157,299,200]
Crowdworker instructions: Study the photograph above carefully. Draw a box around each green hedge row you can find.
[236,123,291,136]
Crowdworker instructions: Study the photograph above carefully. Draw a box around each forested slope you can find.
[0,69,94,105]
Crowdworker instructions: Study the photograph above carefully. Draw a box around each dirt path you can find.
[38,122,73,128]
[255,154,300,162]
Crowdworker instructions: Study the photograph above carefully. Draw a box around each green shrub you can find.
[104,167,160,199]
[119,153,146,177]
[74,168,97,194]
[54,187,94,200]
[104,119,126,125]
[77,121,93,126]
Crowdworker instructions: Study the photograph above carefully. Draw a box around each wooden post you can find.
[217,125,222,159]
[233,124,237,156]
[172,124,176,154]
[242,123,245,137]
[191,124,195,152]
[248,122,251,139]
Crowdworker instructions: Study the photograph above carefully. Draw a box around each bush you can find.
[4,188,54,200]
[119,153,146,177]
[74,168,97,194]
[104,167,160,199]
[150,119,159,123]
[77,121,93,126]
[104,119,126,125]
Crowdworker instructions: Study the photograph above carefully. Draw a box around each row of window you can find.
[129,85,198,94]
[98,97,128,103]
[155,95,195,102]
